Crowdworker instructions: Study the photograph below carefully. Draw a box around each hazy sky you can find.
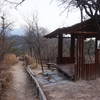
[6,0,81,33]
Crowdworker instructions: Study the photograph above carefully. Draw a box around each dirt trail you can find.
[1,62,37,100]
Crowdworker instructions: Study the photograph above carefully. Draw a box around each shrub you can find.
[0,70,13,95]
[3,53,18,65]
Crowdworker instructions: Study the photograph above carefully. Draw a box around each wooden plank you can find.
[57,64,74,79]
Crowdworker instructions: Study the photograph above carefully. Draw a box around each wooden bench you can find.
[46,63,57,69]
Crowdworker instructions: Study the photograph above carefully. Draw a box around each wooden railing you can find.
[26,67,47,100]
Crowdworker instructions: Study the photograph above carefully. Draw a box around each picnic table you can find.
[46,63,57,69]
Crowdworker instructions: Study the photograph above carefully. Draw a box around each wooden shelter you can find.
[45,18,100,81]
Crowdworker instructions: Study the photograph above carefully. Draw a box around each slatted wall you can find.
[74,36,97,80]
[96,49,100,77]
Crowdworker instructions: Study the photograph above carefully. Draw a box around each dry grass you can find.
[0,54,16,96]
[0,66,13,97]
[0,71,12,89]
[31,61,39,69]
[3,53,18,65]
[24,55,38,69]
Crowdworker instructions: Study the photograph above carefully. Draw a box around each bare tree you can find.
[2,0,26,7]
[57,0,100,22]
[0,0,26,15]
[24,15,49,73]
[0,15,13,61]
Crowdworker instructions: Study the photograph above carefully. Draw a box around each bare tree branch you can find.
[4,0,26,7]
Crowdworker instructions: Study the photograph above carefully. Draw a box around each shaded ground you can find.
[1,62,37,100]
[32,66,100,100]
[43,78,100,100]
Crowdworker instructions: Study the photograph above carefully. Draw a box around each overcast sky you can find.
[5,0,81,34]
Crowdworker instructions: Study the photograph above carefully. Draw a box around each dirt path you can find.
[1,62,37,100]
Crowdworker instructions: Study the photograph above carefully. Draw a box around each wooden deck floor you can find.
[57,64,75,79]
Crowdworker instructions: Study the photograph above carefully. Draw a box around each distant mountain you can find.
[11,28,25,36]
[7,35,26,55]
[9,35,25,48]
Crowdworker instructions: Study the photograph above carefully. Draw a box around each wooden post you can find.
[75,36,84,80]
[70,35,75,62]
[95,37,98,78]
[57,33,63,64]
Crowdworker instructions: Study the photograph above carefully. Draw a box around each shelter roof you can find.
[45,18,99,38]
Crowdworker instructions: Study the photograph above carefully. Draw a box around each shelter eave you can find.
[44,18,98,38]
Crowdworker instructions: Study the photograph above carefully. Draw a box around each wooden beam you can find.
[95,38,98,78]
[70,35,75,62]
[75,36,84,80]
[57,34,63,64]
